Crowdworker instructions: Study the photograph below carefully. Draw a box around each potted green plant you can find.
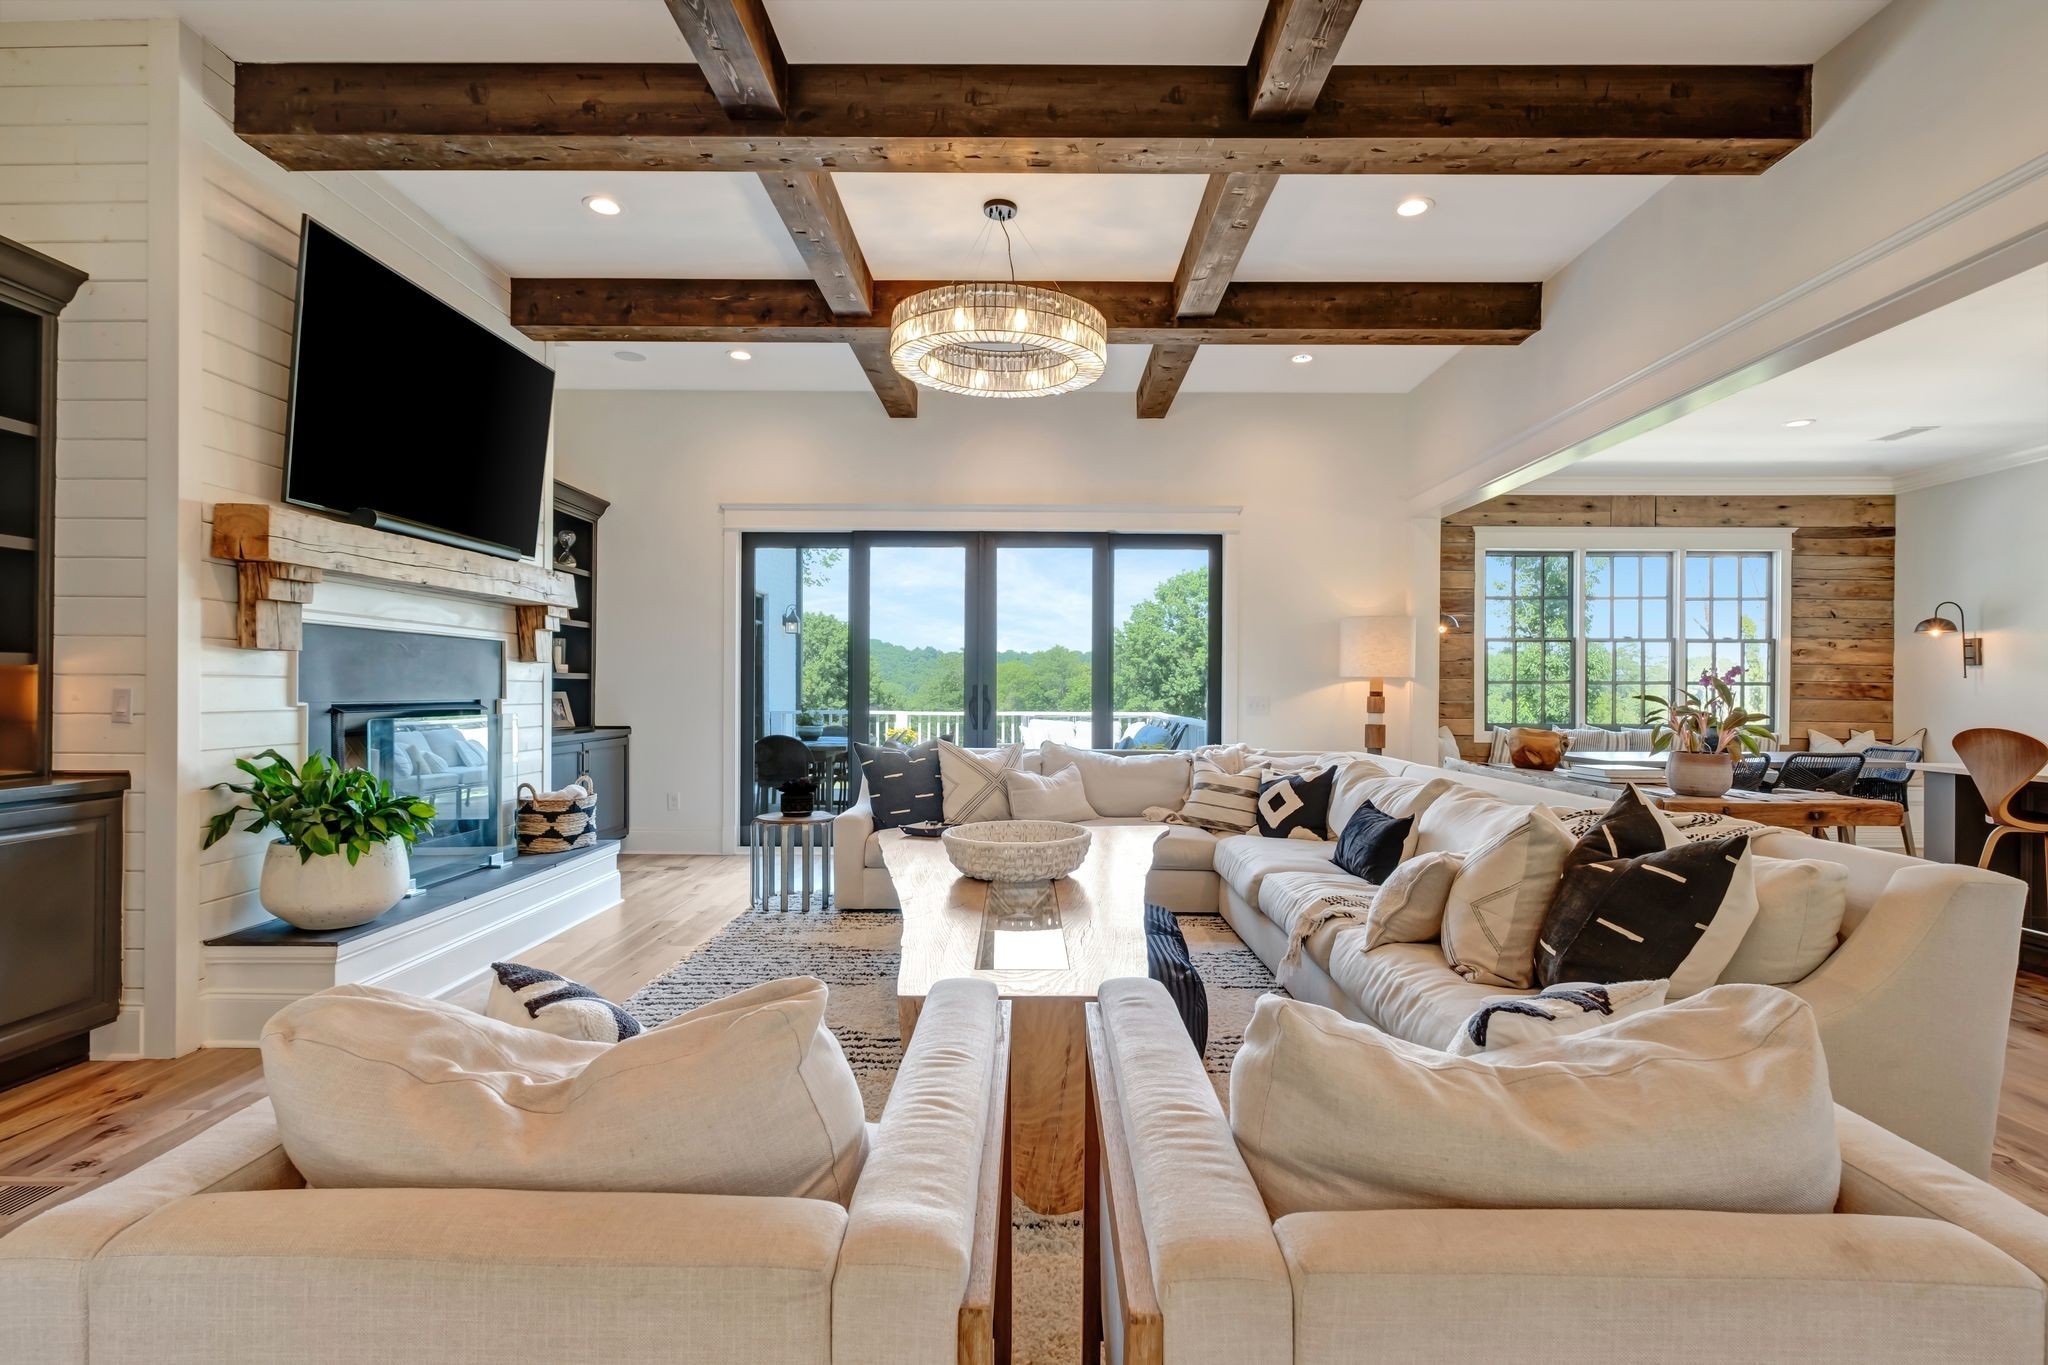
[1637,666,1774,797]
[794,711,825,740]
[202,750,437,931]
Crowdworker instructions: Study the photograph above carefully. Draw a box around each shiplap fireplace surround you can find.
[197,503,621,1046]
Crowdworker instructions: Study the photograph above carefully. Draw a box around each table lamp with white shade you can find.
[1340,616,1414,755]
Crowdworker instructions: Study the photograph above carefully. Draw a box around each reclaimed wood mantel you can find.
[209,502,576,660]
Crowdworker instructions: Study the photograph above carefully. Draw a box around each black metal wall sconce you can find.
[1913,600,1983,675]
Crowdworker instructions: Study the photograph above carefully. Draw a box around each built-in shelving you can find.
[549,482,609,733]
[0,415,37,439]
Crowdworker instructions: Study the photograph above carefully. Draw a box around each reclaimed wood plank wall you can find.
[1439,494,1895,761]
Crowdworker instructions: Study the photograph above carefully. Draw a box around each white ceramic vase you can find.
[1665,750,1735,798]
[259,840,409,931]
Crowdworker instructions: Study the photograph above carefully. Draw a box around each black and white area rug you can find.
[624,906,1280,1365]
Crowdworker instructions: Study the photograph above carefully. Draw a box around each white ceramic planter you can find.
[259,840,409,931]
[1666,750,1735,798]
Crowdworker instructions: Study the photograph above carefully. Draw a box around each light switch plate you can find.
[110,688,132,724]
[1244,695,1271,717]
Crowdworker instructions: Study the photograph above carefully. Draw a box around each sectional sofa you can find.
[833,745,2025,1174]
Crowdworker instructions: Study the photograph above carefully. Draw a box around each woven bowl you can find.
[941,820,1092,882]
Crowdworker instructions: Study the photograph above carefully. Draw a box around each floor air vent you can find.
[0,1183,69,1220]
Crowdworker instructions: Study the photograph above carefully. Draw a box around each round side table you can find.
[752,811,835,912]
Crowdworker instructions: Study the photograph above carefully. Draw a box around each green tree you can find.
[1112,568,1210,717]
[799,611,848,712]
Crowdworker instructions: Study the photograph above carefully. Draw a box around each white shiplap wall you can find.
[1,23,156,1055]
[187,59,552,955]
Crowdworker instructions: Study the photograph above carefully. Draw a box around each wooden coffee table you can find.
[884,824,1156,1215]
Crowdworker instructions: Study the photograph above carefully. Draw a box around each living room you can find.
[2,1,2047,1361]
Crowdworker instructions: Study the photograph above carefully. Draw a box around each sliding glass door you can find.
[740,532,1220,832]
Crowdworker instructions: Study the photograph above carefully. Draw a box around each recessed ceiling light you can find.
[1395,195,1434,218]
[612,350,645,362]
[1291,353,1314,365]
[1782,417,1817,428]
[728,349,753,361]
[582,194,622,216]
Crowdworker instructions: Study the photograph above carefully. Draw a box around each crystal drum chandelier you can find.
[888,201,1108,399]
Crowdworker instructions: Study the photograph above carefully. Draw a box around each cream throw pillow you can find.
[1433,799,1574,989]
[936,740,1024,822]
[1229,984,1841,1218]
[1721,857,1849,985]
[1356,850,1466,951]
[1002,764,1100,823]
[261,977,869,1203]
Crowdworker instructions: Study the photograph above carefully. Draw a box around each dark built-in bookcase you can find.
[549,481,607,731]
[0,235,87,780]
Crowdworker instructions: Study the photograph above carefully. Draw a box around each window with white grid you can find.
[1481,552,1575,728]
[1682,551,1776,721]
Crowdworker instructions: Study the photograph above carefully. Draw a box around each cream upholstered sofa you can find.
[1085,978,2048,1365]
[0,980,1011,1365]
[834,747,2024,1174]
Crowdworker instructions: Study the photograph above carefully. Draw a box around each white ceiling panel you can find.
[550,342,873,392]
[1183,345,1463,393]
[372,172,809,278]
[1553,265,2048,482]
[0,0,1887,66]
[1237,176,1670,283]
[832,175,1210,281]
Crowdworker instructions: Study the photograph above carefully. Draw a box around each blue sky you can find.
[799,545,1204,652]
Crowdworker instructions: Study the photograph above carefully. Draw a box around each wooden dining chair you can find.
[1953,728,2048,871]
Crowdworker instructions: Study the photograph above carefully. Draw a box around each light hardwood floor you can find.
[6,850,2048,1234]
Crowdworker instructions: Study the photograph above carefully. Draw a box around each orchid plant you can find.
[1637,666,1774,756]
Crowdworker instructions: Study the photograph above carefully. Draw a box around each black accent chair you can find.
[1854,744,1923,857]
[1771,752,1866,795]
[1731,755,1771,791]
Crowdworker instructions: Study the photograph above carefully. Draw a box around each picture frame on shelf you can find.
[551,690,576,729]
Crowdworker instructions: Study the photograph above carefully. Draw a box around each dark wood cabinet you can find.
[550,726,630,843]
[0,775,128,1088]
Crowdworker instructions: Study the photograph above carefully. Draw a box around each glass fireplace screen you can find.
[338,704,508,890]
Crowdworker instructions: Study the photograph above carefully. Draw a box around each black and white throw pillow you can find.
[1550,792,1765,848]
[485,962,643,1042]
[1256,766,1334,841]
[1447,979,1668,1056]
[1535,833,1758,998]
[853,740,944,830]
[1331,799,1412,883]
[1144,903,1209,1054]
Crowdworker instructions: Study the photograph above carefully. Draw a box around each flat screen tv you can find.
[282,218,556,560]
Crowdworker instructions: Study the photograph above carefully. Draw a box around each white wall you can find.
[552,389,1425,853]
[1407,0,2048,514]
[1,20,164,1056]
[1895,460,2048,762]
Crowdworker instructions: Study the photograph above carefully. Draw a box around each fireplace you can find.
[300,624,514,892]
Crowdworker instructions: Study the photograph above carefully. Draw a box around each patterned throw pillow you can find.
[1331,799,1412,883]
[936,740,1024,823]
[1447,979,1668,1056]
[1437,805,1575,988]
[1256,766,1334,841]
[1144,903,1209,1054]
[1536,834,1759,997]
[485,962,643,1042]
[853,740,943,830]
[1163,756,1261,834]
[1550,798,1765,847]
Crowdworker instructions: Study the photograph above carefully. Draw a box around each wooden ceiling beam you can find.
[661,0,786,119]
[234,62,1810,175]
[1172,171,1282,318]
[1136,343,1201,420]
[1248,0,1366,118]
[664,1,913,414]
[510,278,1541,346]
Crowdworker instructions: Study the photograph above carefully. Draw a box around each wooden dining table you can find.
[1640,785,1904,841]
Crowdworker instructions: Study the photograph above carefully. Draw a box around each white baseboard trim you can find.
[199,847,623,1046]
[89,1004,145,1060]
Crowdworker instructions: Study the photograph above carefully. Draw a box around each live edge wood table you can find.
[1642,786,1905,842]
[883,824,1155,1215]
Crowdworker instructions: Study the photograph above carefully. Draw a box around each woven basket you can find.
[517,775,597,854]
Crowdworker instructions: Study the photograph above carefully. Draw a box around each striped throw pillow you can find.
[1169,757,1261,834]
